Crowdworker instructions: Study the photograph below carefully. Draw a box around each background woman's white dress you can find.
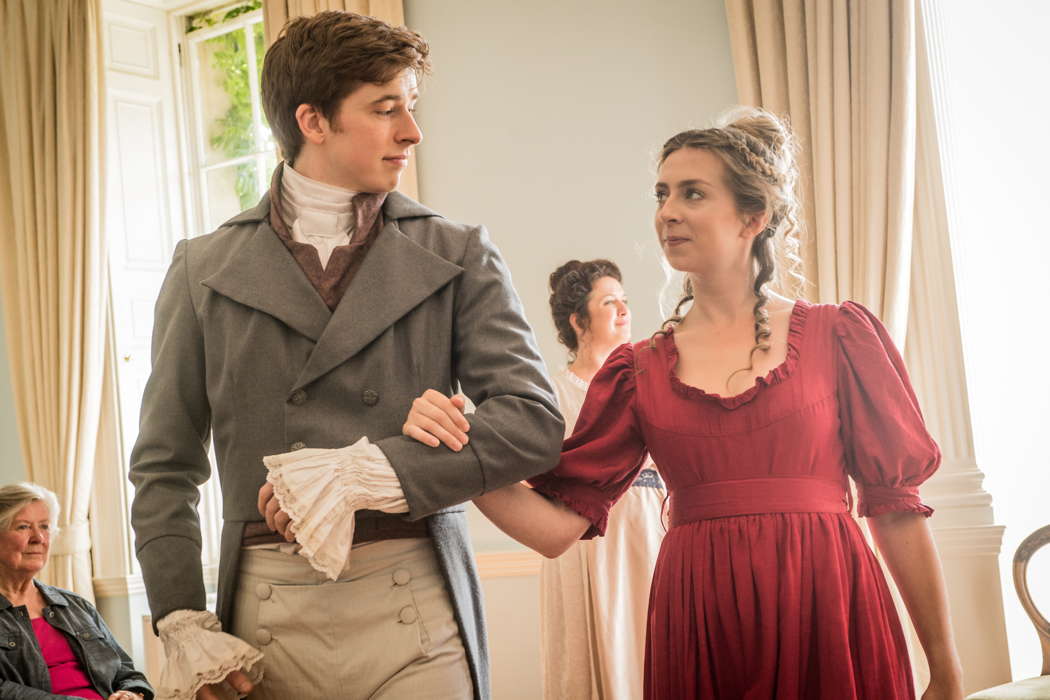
[540,366,666,700]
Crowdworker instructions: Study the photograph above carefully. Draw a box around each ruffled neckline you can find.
[665,300,810,410]
[561,366,590,391]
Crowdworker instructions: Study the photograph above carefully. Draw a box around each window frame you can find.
[178,5,273,236]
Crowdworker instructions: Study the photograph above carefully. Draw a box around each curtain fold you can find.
[0,0,106,601]
[724,0,917,344]
[262,0,418,201]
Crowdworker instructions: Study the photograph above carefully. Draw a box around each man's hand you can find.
[196,669,254,699]
[257,481,294,542]
[402,390,470,451]
[106,692,144,700]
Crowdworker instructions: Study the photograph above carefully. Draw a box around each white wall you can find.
[404,1,737,697]
[0,288,26,484]
[930,0,1050,682]
[405,0,738,368]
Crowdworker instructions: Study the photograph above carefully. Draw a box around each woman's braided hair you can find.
[657,108,806,390]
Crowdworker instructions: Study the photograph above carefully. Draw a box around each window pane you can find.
[261,149,277,181]
[203,162,260,231]
[253,21,277,155]
[196,28,258,165]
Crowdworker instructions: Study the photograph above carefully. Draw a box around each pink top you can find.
[30,616,103,699]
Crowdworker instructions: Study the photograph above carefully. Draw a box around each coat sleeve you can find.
[377,225,565,518]
[128,239,212,623]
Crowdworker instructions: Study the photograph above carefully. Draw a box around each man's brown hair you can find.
[261,11,430,163]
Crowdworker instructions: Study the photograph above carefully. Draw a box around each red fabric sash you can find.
[669,476,849,527]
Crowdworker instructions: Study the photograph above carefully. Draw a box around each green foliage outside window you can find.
[188,1,267,210]
[185,0,261,35]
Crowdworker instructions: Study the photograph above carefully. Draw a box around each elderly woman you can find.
[0,482,153,700]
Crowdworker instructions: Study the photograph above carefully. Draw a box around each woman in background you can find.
[542,259,665,700]
[0,482,153,700]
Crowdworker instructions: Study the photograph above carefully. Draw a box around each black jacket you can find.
[0,581,153,700]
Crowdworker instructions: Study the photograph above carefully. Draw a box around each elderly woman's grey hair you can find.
[0,482,61,533]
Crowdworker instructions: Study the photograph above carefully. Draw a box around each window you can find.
[98,0,279,597]
[181,1,276,234]
[921,0,1050,679]
[173,0,279,578]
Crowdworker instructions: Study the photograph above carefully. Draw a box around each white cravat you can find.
[281,164,357,268]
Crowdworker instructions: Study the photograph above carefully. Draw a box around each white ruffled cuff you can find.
[156,609,264,700]
[263,436,409,580]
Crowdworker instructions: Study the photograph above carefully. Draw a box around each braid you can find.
[779,193,806,298]
[726,234,776,390]
[652,278,693,348]
[716,127,782,185]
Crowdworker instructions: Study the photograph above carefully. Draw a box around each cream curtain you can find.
[262,0,420,201]
[724,0,917,344]
[724,0,927,688]
[0,0,106,601]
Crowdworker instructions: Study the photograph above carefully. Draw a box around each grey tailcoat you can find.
[128,191,564,699]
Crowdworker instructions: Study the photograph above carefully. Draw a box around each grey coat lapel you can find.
[292,215,463,390]
[200,196,331,342]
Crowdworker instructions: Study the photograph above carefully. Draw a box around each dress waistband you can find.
[669,476,849,527]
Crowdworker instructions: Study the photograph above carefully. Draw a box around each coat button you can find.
[290,441,306,451]
[256,628,272,645]
[361,389,379,406]
[289,389,307,406]
[7,641,14,647]
[392,569,411,586]
[255,583,272,600]
[398,606,417,624]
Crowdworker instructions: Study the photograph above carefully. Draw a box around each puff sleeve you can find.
[528,343,648,538]
[836,302,941,517]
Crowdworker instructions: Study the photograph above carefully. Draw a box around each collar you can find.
[0,580,69,610]
[281,162,358,212]
[226,164,440,229]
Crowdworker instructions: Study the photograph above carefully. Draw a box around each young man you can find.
[129,12,563,699]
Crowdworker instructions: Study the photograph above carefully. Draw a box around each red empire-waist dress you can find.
[529,301,940,700]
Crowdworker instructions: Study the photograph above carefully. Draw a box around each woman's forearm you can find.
[474,483,590,558]
[868,511,963,686]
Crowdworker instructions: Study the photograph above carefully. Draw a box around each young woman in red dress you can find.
[400,108,964,699]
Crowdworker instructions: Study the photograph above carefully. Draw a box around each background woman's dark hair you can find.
[549,259,623,355]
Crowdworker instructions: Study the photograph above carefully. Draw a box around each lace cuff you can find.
[155,609,263,700]
[263,436,409,580]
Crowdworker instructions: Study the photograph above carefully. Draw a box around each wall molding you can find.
[94,574,146,600]
[931,525,1007,559]
[94,564,218,601]
[104,14,159,79]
